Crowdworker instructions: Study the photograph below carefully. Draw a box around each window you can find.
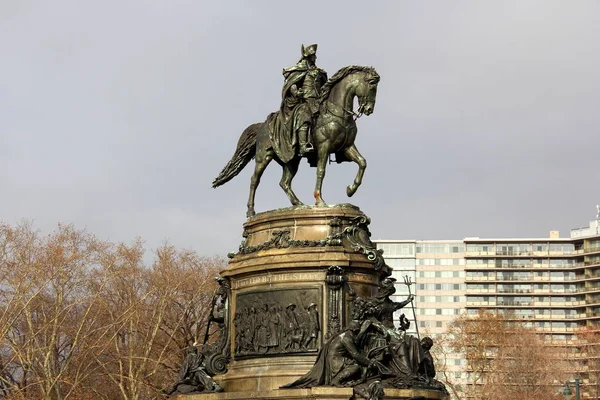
[497,244,518,255]
[436,321,443,328]
[418,283,466,291]
[467,258,490,264]
[386,258,416,269]
[378,243,415,256]
[466,244,493,252]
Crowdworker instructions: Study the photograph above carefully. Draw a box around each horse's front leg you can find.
[313,145,329,207]
[343,144,367,197]
[280,157,303,206]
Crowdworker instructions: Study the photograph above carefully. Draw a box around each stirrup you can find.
[299,144,314,156]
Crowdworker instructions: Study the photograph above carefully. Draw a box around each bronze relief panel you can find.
[233,287,322,358]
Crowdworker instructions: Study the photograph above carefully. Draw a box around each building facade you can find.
[373,218,600,397]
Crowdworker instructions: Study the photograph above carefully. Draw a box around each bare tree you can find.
[446,310,567,400]
[93,242,225,400]
[0,223,115,400]
[0,222,226,400]
[427,332,464,400]
[576,326,600,399]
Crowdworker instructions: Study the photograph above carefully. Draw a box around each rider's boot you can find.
[298,127,314,156]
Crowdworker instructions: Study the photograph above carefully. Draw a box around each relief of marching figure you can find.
[233,289,321,357]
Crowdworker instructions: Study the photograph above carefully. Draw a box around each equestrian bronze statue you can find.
[212,44,380,217]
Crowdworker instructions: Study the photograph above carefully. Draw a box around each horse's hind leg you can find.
[279,157,303,206]
[343,144,367,197]
[247,151,272,217]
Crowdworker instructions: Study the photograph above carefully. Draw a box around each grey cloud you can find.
[1,0,599,255]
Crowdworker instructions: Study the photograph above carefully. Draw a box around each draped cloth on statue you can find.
[267,99,313,164]
[280,328,370,388]
[267,111,295,164]
[268,59,327,163]
[280,335,333,388]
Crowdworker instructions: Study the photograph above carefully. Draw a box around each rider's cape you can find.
[267,111,295,164]
[268,60,326,164]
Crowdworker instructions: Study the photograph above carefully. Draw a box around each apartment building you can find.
[373,217,600,396]
[374,240,468,385]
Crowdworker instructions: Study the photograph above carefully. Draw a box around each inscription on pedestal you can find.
[233,288,322,359]
[233,272,323,290]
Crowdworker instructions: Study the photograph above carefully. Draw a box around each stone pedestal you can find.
[219,204,389,393]
[171,387,448,400]
[186,204,447,400]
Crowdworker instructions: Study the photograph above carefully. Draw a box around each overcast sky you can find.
[1,1,599,256]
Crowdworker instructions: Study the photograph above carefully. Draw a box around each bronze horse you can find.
[212,65,380,217]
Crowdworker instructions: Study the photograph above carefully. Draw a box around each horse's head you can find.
[355,69,380,116]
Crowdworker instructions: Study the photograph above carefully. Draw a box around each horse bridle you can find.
[347,73,378,120]
[323,72,376,121]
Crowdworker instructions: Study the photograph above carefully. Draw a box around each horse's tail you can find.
[212,123,261,188]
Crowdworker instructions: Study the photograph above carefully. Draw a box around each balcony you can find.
[495,251,532,257]
[584,246,600,255]
[497,288,534,294]
[465,276,497,281]
[496,301,533,306]
[464,251,495,257]
[585,261,600,266]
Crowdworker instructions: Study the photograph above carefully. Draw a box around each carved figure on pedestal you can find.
[239,308,252,352]
[197,277,231,376]
[419,337,436,380]
[385,314,426,386]
[282,281,448,400]
[369,277,414,329]
[233,311,242,355]
[304,303,320,349]
[266,306,281,352]
[255,304,270,353]
[233,290,321,357]
[168,347,223,396]
[283,303,303,350]
[281,319,387,389]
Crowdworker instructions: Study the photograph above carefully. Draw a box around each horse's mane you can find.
[319,65,380,104]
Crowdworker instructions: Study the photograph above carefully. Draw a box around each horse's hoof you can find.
[292,201,305,207]
[346,185,357,197]
[246,210,255,218]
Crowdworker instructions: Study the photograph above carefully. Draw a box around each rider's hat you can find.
[301,44,318,58]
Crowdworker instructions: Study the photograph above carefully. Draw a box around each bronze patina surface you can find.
[169,46,448,400]
[212,44,380,218]
[218,205,387,393]
[171,386,448,400]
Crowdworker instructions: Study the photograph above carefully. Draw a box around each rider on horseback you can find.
[281,44,328,157]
